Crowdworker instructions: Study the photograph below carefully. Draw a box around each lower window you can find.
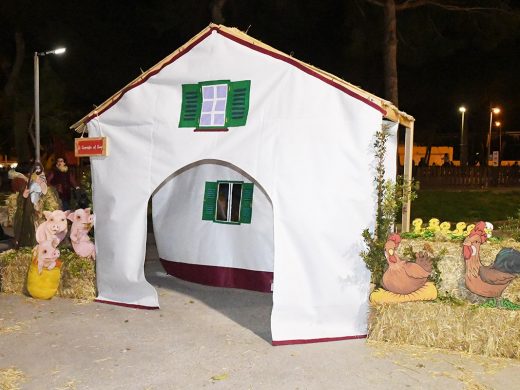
[202,181,254,224]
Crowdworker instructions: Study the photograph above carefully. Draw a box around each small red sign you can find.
[75,137,109,157]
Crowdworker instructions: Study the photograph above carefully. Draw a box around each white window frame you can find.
[216,181,242,224]
[200,84,228,128]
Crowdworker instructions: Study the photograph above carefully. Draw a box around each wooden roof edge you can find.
[70,25,215,132]
[381,101,415,128]
[71,23,414,132]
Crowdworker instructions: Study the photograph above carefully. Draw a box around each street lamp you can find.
[459,106,466,165]
[34,47,66,162]
[495,121,502,164]
[487,107,500,166]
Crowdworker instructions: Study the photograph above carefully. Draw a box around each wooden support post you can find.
[401,121,414,232]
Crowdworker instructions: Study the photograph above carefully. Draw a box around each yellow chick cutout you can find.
[411,218,492,238]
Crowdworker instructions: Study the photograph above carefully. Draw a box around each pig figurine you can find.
[27,238,62,299]
[33,238,60,274]
[68,208,96,260]
[36,210,71,245]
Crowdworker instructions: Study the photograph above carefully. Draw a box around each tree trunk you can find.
[210,0,228,24]
[382,0,399,106]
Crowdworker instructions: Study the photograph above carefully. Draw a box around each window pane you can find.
[202,101,213,113]
[202,86,214,99]
[213,114,225,126]
[215,100,226,111]
[216,183,229,221]
[217,85,228,98]
[230,183,242,222]
[200,114,212,126]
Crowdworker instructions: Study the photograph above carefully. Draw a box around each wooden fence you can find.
[413,166,520,188]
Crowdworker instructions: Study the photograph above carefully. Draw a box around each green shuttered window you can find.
[179,80,250,129]
[202,181,254,224]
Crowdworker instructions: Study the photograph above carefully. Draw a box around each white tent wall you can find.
[86,28,392,343]
[152,161,274,274]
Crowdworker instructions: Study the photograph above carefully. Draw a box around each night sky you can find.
[1,0,519,161]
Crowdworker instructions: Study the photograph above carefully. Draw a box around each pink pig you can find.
[33,238,60,274]
[36,210,71,244]
[68,208,96,260]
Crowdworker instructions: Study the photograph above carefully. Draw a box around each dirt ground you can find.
[1,238,520,389]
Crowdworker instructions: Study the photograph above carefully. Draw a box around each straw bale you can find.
[4,193,17,227]
[0,247,96,301]
[0,367,25,390]
[0,249,31,294]
[369,301,520,359]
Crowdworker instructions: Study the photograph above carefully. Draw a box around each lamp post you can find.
[495,121,502,165]
[34,47,66,162]
[459,106,466,166]
[487,107,500,166]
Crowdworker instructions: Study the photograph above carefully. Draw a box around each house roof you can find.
[71,23,414,133]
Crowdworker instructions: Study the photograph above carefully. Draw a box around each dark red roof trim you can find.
[215,28,385,115]
[272,334,367,346]
[95,298,160,310]
[81,25,385,127]
[82,28,214,125]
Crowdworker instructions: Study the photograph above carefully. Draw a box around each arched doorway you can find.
[152,159,274,292]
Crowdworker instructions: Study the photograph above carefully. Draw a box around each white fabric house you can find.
[72,24,414,345]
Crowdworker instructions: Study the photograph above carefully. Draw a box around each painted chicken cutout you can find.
[370,234,437,303]
[382,234,433,294]
[462,221,520,305]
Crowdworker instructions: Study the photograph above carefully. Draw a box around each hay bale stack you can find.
[0,248,31,294]
[371,238,520,359]
[0,247,96,300]
[369,302,520,359]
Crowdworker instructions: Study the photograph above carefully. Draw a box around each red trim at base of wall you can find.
[94,299,160,310]
[272,334,367,346]
[160,259,273,293]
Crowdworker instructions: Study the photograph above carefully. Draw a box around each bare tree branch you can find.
[397,0,510,13]
[210,0,228,24]
[364,0,385,7]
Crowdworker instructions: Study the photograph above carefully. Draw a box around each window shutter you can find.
[225,80,251,127]
[202,181,218,221]
[239,183,254,224]
[179,83,201,127]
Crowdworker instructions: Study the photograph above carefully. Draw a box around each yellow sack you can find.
[27,256,62,300]
[370,282,438,304]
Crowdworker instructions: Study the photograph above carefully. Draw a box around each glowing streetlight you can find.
[495,121,502,164]
[34,47,66,162]
[487,107,501,165]
[459,106,467,165]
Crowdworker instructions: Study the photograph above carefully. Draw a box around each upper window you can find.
[179,80,251,130]
[202,181,254,224]
[200,84,228,127]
